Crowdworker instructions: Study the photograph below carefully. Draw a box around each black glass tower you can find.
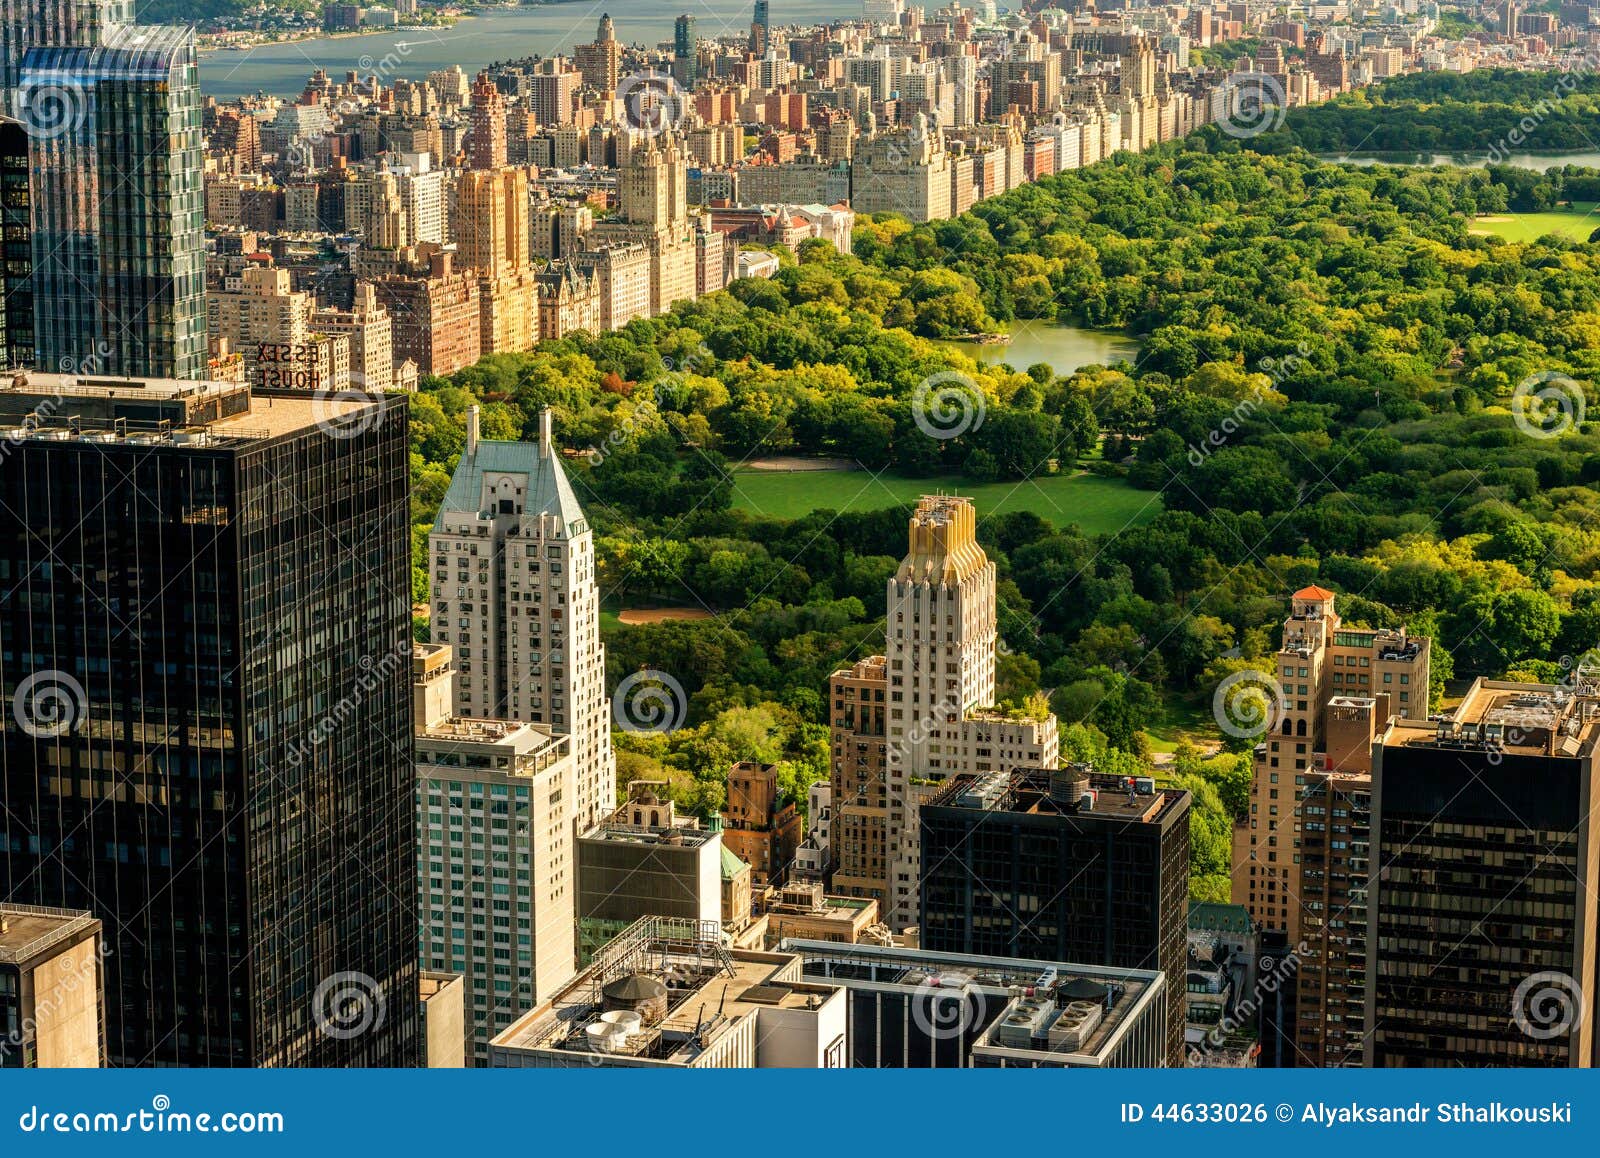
[0,378,418,1067]
[1368,679,1599,1068]
[919,766,1191,1067]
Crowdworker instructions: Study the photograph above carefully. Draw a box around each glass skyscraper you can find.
[0,0,132,112]
[0,379,419,1067]
[21,23,206,380]
[0,117,30,369]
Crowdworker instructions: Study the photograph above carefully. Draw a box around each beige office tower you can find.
[413,644,576,1064]
[876,496,1057,928]
[428,406,614,833]
[1231,586,1430,1067]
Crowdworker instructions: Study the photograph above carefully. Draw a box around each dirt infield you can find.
[617,607,715,625]
[743,455,859,472]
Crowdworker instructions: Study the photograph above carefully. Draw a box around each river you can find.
[936,323,1140,374]
[198,1,864,98]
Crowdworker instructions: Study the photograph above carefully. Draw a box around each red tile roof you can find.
[1293,585,1336,601]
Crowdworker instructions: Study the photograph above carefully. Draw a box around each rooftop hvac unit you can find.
[994,998,1054,1049]
[1045,1000,1104,1051]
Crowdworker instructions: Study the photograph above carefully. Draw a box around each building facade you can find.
[413,643,576,1064]
[1366,678,1600,1068]
[920,766,1191,1067]
[0,375,418,1066]
[428,406,614,834]
[24,25,206,379]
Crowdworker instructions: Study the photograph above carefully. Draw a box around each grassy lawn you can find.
[729,468,1162,535]
[1469,202,1600,243]
[1142,696,1223,757]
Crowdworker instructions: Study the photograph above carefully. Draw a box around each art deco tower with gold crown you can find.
[852,495,1059,929]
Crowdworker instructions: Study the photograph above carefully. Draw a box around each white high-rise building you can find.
[428,406,614,833]
[413,643,577,1064]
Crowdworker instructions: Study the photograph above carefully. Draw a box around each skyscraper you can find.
[466,71,507,170]
[1230,587,1431,1066]
[23,24,206,379]
[0,117,31,369]
[827,499,1058,927]
[674,14,698,87]
[0,0,131,112]
[413,644,577,1064]
[575,13,621,92]
[919,765,1191,1067]
[1366,677,1600,1068]
[0,374,419,1067]
[428,406,615,835]
[751,0,771,55]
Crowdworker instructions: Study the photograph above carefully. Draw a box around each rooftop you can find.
[0,905,99,967]
[433,412,585,535]
[581,821,716,850]
[782,939,1164,1066]
[1385,677,1600,759]
[0,374,382,444]
[925,765,1184,825]
[491,918,837,1065]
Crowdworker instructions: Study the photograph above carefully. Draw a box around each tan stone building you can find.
[721,761,803,891]
[851,115,953,223]
[1230,586,1431,1067]
[209,265,350,391]
[0,905,104,1068]
[537,258,602,339]
[311,283,395,392]
[829,655,889,905]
